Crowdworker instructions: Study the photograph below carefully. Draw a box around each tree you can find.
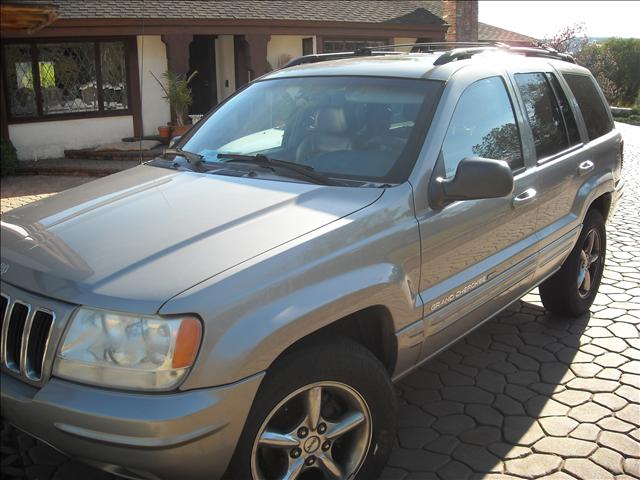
[538,23,588,53]
[574,43,621,102]
[602,38,640,105]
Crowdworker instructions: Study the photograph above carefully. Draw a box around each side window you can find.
[563,73,613,140]
[547,73,581,145]
[441,77,523,178]
[515,72,569,159]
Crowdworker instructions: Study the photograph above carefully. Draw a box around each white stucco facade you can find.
[137,35,172,136]
[215,35,236,102]
[267,35,316,70]
[9,116,134,160]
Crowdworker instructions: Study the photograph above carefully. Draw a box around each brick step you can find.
[16,158,140,177]
[64,148,162,161]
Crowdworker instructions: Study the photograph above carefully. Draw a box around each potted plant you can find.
[151,69,198,136]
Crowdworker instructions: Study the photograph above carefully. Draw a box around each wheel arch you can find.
[268,305,398,376]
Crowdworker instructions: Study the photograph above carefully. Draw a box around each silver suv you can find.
[0,43,625,480]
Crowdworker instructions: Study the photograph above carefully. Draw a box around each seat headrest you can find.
[316,107,348,134]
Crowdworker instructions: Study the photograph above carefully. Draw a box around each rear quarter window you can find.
[563,73,613,141]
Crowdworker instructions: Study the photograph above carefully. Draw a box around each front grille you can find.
[1,294,56,381]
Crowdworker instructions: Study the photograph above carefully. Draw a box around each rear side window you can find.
[441,76,523,178]
[547,73,581,145]
[515,72,570,159]
[563,73,613,140]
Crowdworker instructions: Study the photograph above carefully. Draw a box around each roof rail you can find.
[433,45,576,65]
[281,42,576,69]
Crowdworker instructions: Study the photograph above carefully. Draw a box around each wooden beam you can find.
[0,3,59,33]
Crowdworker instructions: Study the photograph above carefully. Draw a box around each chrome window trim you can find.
[0,293,10,362]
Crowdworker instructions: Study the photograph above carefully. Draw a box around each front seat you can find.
[296,107,353,162]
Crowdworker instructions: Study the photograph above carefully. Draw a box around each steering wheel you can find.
[363,136,406,152]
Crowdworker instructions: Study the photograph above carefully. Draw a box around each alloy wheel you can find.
[577,228,602,298]
[251,381,372,480]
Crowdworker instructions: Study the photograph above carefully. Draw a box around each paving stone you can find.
[441,387,494,405]
[564,458,614,480]
[503,416,545,446]
[452,444,502,473]
[608,323,638,338]
[439,461,473,480]
[388,449,450,471]
[379,467,409,480]
[596,353,630,368]
[504,385,537,403]
[398,428,439,449]
[466,405,503,427]
[570,362,603,377]
[538,417,579,436]
[504,453,561,478]
[397,405,436,428]
[567,377,619,392]
[624,458,640,478]
[592,337,631,353]
[477,370,506,394]
[599,431,640,457]
[459,426,502,445]
[593,393,629,411]
[440,370,475,386]
[494,394,526,415]
[598,368,623,381]
[421,401,464,417]
[592,447,625,475]
[432,414,476,435]
[616,385,640,403]
[554,389,591,407]
[569,402,612,422]
[615,404,640,427]
[525,396,570,417]
[598,417,635,433]
[423,435,460,455]
[532,437,597,457]
[488,443,530,460]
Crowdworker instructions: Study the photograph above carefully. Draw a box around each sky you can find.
[479,1,640,40]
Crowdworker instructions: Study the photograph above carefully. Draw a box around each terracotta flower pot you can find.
[172,124,191,136]
[158,125,171,138]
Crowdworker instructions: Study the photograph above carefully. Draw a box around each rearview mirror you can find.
[431,157,514,208]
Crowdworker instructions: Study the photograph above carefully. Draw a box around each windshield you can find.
[181,76,442,184]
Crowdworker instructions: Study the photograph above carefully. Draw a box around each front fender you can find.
[161,184,423,389]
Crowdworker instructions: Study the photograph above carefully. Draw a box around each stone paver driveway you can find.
[1,123,639,479]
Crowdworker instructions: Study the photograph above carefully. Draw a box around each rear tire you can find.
[539,209,606,316]
[224,338,396,480]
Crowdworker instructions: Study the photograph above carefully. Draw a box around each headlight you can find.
[53,308,202,391]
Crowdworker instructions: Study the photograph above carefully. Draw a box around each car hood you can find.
[0,165,382,314]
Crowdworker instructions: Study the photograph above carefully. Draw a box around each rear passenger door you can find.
[511,70,614,281]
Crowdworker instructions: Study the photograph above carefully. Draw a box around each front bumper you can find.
[1,372,264,479]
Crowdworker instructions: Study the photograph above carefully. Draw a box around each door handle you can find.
[578,160,595,176]
[512,188,537,207]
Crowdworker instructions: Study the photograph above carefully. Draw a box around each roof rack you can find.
[281,42,575,69]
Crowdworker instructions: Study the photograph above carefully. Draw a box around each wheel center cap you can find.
[303,436,321,454]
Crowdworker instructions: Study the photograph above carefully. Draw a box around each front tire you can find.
[225,338,396,480]
[539,209,606,316]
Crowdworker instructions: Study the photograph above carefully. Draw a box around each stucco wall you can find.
[215,35,236,102]
[137,35,171,136]
[267,35,315,70]
[9,116,134,160]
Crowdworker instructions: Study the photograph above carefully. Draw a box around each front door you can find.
[415,75,540,359]
[189,35,217,114]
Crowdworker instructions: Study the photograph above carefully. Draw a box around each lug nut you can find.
[290,447,301,458]
[322,440,331,451]
[317,423,327,434]
[305,456,316,466]
[297,427,308,438]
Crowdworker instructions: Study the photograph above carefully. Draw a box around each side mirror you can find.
[169,136,181,148]
[431,157,514,208]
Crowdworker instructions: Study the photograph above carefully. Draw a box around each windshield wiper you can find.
[163,148,204,167]
[217,153,339,186]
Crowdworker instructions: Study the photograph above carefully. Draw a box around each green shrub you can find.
[0,139,18,177]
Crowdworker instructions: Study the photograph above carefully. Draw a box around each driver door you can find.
[415,75,540,358]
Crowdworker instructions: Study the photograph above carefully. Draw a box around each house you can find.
[0,0,536,160]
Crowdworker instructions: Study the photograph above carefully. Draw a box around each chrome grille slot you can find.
[5,302,29,371]
[25,310,54,380]
[1,288,60,385]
